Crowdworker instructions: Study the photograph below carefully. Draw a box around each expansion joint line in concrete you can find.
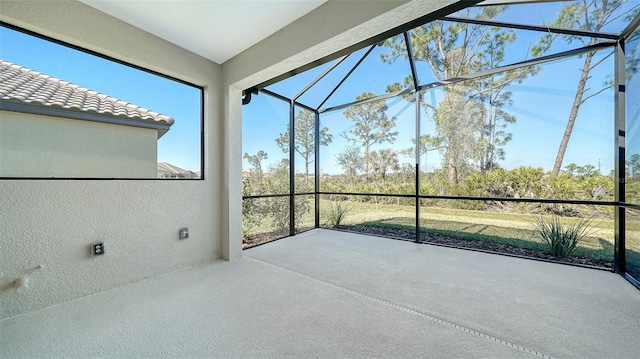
[246,256,554,359]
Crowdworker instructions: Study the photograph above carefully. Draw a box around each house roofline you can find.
[0,99,172,138]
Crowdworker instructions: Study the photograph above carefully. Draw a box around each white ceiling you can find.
[79,0,328,64]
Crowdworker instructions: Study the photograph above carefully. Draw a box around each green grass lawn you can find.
[318,200,625,264]
[244,198,640,268]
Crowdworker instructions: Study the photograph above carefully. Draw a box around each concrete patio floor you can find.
[2,229,639,358]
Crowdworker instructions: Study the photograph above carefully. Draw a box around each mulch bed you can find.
[243,226,314,248]
[244,225,614,269]
[335,224,613,269]
[243,231,288,248]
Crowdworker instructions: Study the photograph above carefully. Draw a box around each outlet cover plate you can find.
[93,242,105,256]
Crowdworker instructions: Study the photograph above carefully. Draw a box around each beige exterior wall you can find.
[0,110,158,178]
[0,0,221,319]
[0,0,463,319]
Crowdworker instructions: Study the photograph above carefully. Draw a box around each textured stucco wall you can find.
[0,0,464,319]
[0,0,221,319]
[0,111,158,178]
[221,0,463,259]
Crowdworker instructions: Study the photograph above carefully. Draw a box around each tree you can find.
[433,87,487,183]
[276,109,332,182]
[576,163,599,178]
[242,150,269,235]
[336,146,363,177]
[263,159,310,232]
[400,134,443,174]
[268,158,289,181]
[460,21,537,171]
[628,153,640,179]
[243,150,268,178]
[564,163,580,176]
[533,0,640,175]
[367,148,400,181]
[343,92,398,176]
[382,6,536,183]
[401,134,442,158]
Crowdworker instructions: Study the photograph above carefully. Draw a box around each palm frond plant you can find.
[324,200,352,228]
[533,215,593,258]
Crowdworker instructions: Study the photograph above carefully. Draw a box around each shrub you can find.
[533,215,593,258]
[323,200,352,227]
[267,195,311,232]
[242,181,269,235]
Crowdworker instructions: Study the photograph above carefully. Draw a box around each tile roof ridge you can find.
[157,161,188,173]
[0,59,175,125]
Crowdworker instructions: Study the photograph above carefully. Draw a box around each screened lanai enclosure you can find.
[241,0,640,288]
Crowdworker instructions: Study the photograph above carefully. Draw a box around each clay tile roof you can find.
[157,161,188,174]
[0,59,174,126]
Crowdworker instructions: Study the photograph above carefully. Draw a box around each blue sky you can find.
[3,2,636,178]
[242,1,640,177]
[243,35,618,176]
[0,26,202,173]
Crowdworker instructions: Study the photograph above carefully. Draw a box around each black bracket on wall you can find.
[242,88,259,105]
